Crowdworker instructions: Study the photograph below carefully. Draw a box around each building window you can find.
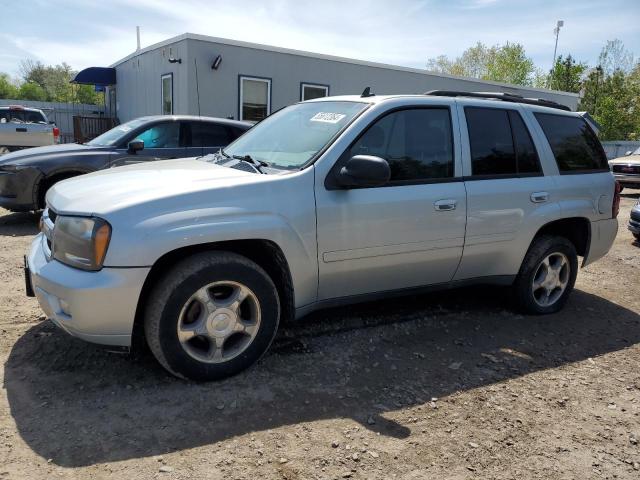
[301,83,329,101]
[239,76,271,122]
[161,73,173,115]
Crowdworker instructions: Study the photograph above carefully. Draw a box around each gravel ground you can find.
[0,195,638,479]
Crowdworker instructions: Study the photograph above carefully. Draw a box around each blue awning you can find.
[71,67,116,86]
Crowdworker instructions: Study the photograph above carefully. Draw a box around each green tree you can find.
[18,82,47,101]
[0,73,19,99]
[547,55,587,93]
[427,42,536,86]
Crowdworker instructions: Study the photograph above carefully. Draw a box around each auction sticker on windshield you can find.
[310,112,347,124]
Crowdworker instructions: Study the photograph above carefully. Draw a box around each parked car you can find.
[26,91,619,381]
[609,146,640,190]
[0,105,59,154]
[0,115,251,211]
[629,199,640,241]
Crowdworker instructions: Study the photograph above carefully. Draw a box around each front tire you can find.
[144,251,280,381]
[514,235,578,314]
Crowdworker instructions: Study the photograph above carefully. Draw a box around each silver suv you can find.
[25,91,619,381]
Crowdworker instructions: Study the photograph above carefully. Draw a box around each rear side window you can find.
[534,113,608,172]
[465,107,541,176]
[0,109,45,123]
[190,122,232,147]
[347,107,454,183]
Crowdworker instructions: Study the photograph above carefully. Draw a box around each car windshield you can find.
[633,147,640,155]
[86,118,149,147]
[220,101,368,169]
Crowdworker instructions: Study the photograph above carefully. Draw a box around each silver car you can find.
[26,91,619,381]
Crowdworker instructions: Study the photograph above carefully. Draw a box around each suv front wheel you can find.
[514,235,578,314]
[144,251,280,381]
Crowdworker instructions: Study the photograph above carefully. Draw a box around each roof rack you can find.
[424,90,571,111]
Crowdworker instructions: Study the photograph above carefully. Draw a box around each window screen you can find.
[534,113,608,172]
[301,84,329,101]
[161,74,173,115]
[347,108,454,182]
[190,122,231,147]
[240,77,271,122]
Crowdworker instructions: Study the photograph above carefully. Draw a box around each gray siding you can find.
[113,35,580,123]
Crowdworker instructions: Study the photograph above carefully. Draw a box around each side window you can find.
[24,111,46,123]
[135,122,180,148]
[466,107,516,175]
[190,122,231,147]
[347,108,454,183]
[508,110,541,174]
[534,113,608,172]
[229,127,248,140]
[465,107,541,176]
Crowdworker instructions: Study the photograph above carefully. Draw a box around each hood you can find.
[609,154,640,165]
[0,143,106,166]
[47,158,260,215]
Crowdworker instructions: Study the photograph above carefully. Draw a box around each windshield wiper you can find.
[231,154,269,173]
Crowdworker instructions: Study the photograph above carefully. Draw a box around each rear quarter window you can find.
[534,113,608,173]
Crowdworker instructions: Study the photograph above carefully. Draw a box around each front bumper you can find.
[27,233,150,347]
[0,167,42,211]
[613,173,640,188]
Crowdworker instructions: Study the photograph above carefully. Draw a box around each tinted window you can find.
[0,110,45,123]
[190,122,231,147]
[509,110,541,173]
[535,113,608,172]
[466,108,516,175]
[347,108,454,182]
[135,122,180,148]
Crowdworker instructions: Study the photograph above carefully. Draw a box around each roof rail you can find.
[424,90,571,111]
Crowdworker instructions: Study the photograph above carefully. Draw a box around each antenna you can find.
[361,86,374,97]
[194,58,201,117]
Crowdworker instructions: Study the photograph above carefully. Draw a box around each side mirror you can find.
[625,150,633,156]
[337,155,390,188]
[128,139,144,153]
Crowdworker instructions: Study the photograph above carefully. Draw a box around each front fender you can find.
[104,208,318,308]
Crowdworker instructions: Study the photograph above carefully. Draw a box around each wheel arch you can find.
[531,217,591,261]
[131,239,295,348]
[36,168,91,209]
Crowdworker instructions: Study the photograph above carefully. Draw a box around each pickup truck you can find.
[26,91,619,381]
[0,105,59,154]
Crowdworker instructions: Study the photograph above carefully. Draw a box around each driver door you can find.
[110,121,187,167]
[314,105,467,300]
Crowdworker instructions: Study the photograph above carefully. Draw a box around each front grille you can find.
[631,209,640,223]
[612,164,640,174]
[48,208,57,223]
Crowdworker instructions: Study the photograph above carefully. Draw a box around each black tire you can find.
[513,235,578,315]
[144,251,280,381]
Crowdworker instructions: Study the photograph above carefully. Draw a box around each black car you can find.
[0,115,251,211]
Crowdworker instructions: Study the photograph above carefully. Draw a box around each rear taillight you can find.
[52,127,60,144]
[612,181,621,218]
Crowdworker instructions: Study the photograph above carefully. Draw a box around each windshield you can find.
[634,147,640,155]
[222,101,368,169]
[86,118,148,147]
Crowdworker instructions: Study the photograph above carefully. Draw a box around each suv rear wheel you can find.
[514,235,578,314]
[144,251,280,381]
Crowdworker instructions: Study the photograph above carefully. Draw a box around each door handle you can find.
[530,191,549,203]
[434,199,457,211]
[15,127,27,132]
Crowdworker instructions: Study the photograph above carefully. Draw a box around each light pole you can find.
[552,20,564,67]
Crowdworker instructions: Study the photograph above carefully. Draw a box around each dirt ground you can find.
[0,195,638,480]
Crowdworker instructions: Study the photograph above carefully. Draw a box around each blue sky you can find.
[1,0,638,78]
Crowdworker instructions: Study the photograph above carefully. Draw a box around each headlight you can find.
[52,216,111,271]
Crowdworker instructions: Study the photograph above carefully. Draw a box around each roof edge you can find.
[110,32,579,98]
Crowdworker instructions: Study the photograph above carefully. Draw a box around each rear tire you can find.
[514,235,578,314]
[144,251,280,381]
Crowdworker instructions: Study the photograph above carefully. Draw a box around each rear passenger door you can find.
[454,104,559,281]
[186,121,235,157]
